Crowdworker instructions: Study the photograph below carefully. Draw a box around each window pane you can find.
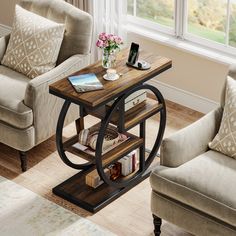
[136,0,174,28]
[229,1,236,47]
[188,0,227,44]
[127,0,134,15]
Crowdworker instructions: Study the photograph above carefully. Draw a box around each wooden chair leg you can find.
[19,151,27,172]
[153,214,162,236]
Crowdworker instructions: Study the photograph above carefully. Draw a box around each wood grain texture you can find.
[87,98,163,130]
[49,49,172,108]
[0,101,201,236]
[64,131,143,167]
[53,159,151,213]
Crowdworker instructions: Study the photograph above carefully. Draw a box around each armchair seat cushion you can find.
[0,65,33,129]
[150,150,236,227]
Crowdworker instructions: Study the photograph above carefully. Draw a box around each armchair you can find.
[0,0,92,171]
[150,73,236,235]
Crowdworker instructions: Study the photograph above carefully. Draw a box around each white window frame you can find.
[128,0,236,57]
[127,0,175,36]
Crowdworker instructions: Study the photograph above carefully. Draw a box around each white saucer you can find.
[103,73,119,81]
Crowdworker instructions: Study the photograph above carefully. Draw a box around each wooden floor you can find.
[0,100,203,236]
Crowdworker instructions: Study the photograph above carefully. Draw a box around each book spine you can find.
[132,152,135,172]
[120,157,129,176]
[131,150,138,171]
[126,156,132,175]
[129,154,132,174]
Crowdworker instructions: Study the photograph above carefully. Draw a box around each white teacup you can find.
[106,69,117,80]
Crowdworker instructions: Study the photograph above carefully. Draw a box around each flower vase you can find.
[102,50,117,69]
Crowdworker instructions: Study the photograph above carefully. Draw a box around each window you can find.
[128,0,236,55]
[128,0,175,34]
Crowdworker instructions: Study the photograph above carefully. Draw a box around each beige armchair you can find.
[0,0,92,171]
[150,71,236,235]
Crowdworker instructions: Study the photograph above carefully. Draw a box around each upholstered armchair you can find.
[150,70,236,235]
[0,0,92,171]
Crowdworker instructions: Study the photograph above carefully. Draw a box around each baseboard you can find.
[0,24,11,37]
[147,80,219,114]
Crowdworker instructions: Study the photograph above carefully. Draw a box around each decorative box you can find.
[107,90,147,111]
[85,168,110,188]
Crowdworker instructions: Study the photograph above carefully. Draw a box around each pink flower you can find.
[114,36,122,44]
[96,32,123,49]
[103,40,109,48]
[96,39,105,48]
[99,32,107,41]
[107,34,115,41]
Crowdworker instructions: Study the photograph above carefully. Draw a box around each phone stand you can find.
[126,60,151,70]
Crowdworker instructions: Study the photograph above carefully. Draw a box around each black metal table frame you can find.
[53,83,166,211]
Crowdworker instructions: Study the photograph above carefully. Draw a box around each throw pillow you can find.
[1,5,65,79]
[209,77,236,159]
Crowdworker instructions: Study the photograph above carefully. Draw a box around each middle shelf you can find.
[63,123,143,168]
[85,97,163,130]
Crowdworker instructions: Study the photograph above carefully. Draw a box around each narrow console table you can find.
[49,49,172,213]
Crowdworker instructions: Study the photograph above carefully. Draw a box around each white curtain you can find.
[65,0,93,14]
[65,0,127,62]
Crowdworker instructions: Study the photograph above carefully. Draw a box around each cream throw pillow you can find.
[209,77,236,159]
[1,5,65,79]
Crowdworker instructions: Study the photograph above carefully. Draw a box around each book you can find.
[68,73,103,93]
[118,150,138,176]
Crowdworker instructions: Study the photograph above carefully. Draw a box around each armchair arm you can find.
[24,54,90,144]
[160,107,223,168]
[0,34,10,62]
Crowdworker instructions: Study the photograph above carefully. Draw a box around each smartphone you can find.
[128,42,139,65]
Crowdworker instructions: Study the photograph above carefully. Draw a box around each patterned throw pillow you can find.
[1,5,65,79]
[209,77,236,159]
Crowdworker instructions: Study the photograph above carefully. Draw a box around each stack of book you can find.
[85,150,139,188]
[118,150,138,176]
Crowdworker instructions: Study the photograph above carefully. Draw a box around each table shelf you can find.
[52,162,151,213]
[86,97,163,130]
[63,123,143,167]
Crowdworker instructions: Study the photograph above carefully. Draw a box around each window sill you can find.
[127,24,236,66]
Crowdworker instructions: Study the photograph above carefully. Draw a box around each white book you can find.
[119,157,129,176]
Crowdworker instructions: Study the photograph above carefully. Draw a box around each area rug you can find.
[0,176,115,236]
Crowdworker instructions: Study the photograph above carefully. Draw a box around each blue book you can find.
[68,73,103,93]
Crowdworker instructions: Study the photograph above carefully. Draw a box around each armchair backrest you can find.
[221,65,236,107]
[19,0,93,64]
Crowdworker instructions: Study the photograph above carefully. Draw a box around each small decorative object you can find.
[96,32,123,69]
[108,162,122,181]
[85,168,110,188]
[107,90,147,111]
[103,68,119,81]
[78,125,127,152]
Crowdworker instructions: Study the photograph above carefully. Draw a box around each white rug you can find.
[0,176,115,236]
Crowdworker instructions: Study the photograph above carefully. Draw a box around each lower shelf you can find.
[52,165,154,213]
